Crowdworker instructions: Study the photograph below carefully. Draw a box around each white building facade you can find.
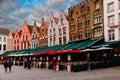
[0,28,9,54]
[104,0,120,42]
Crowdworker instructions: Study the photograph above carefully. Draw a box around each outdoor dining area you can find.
[0,38,120,72]
[0,46,116,72]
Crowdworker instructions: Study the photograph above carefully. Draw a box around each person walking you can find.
[103,53,107,68]
[51,57,57,70]
[3,59,8,72]
[8,58,13,72]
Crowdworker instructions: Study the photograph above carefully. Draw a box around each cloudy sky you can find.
[0,0,82,32]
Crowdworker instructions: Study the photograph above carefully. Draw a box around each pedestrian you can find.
[23,58,28,68]
[27,60,31,69]
[3,59,8,72]
[51,57,57,70]
[103,53,107,68]
[8,58,13,72]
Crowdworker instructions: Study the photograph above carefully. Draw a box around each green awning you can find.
[64,40,89,50]
[78,37,104,49]
[91,41,120,48]
[58,42,75,50]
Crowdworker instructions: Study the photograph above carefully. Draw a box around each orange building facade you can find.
[39,18,49,48]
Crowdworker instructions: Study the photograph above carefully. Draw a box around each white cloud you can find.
[0,0,16,12]
[47,0,68,6]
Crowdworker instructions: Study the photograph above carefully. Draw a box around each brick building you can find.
[39,18,49,48]
[68,0,104,42]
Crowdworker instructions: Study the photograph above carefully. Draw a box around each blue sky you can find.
[0,0,82,31]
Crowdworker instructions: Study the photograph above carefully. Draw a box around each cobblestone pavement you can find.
[0,65,120,80]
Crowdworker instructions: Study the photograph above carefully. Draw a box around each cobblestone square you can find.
[0,65,120,80]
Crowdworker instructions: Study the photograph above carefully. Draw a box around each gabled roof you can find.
[28,25,33,34]
[60,9,68,20]
[33,21,40,33]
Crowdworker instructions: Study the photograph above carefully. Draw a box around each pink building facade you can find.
[48,10,69,46]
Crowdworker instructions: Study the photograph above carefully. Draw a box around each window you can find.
[94,13,102,24]
[23,35,25,41]
[95,3,100,9]
[86,17,90,26]
[3,45,6,50]
[51,20,53,27]
[108,15,115,26]
[63,37,66,45]
[0,37,2,42]
[26,35,28,40]
[78,19,82,29]
[63,27,66,35]
[78,31,82,40]
[50,29,52,36]
[70,21,75,31]
[42,29,44,35]
[61,18,63,24]
[53,28,56,36]
[93,26,102,37]
[119,0,120,9]
[0,44,1,50]
[108,29,115,40]
[16,35,17,38]
[107,2,114,13]
[59,28,62,36]
[81,7,85,15]
[33,28,36,33]
[71,12,74,18]
[119,14,120,24]
[53,37,56,45]
[3,37,6,42]
[59,37,62,45]
[86,30,90,39]
[50,38,52,46]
